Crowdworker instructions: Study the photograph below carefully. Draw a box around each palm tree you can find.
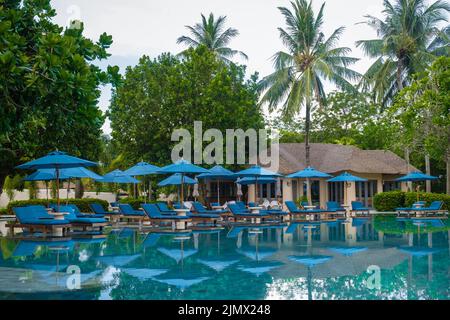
[357,0,450,106]
[260,0,360,168]
[177,13,248,63]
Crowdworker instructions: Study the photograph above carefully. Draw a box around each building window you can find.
[356,180,378,207]
[328,182,344,204]
[383,181,401,192]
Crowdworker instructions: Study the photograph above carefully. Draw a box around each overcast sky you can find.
[51,0,389,134]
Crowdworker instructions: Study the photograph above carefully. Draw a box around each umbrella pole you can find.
[255,177,258,204]
[181,174,184,203]
[217,179,220,205]
[45,181,49,207]
[66,178,70,205]
[56,168,60,211]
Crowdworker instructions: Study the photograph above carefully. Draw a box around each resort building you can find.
[241,143,417,208]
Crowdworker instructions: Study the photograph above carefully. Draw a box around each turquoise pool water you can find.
[0,217,448,300]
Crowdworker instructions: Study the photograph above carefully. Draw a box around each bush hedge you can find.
[6,198,109,215]
[373,191,450,211]
[118,197,157,210]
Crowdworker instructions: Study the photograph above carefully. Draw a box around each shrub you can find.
[404,192,450,210]
[118,197,156,210]
[373,191,405,211]
[374,191,450,211]
[6,198,109,215]
[0,208,9,216]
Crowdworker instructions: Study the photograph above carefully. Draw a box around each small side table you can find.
[174,209,190,230]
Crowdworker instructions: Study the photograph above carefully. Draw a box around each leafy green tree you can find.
[177,13,247,63]
[357,0,450,106]
[390,57,450,193]
[0,0,118,194]
[109,46,264,168]
[259,0,360,168]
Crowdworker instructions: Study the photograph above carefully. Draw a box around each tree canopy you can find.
[0,0,118,192]
[109,46,264,168]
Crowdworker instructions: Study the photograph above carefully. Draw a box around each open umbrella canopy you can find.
[327,172,368,183]
[123,162,160,176]
[197,165,235,180]
[398,246,442,257]
[395,171,438,182]
[237,177,277,185]
[328,247,368,256]
[16,151,97,170]
[233,165,282,178]
[287,167,331,179]
[158,173,197,187]
[288,255,333,267]
[157,159,209,174]
[99,169,140,184]
[24,167,103,181]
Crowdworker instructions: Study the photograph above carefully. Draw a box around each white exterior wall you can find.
[0,189,116,208]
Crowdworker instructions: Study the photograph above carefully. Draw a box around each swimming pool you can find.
[0,217,448,300]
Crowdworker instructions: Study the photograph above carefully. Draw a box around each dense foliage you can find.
[109,46,264,168]
[0,0,118,193]
[5,198,109,214]
[373,190,450,211]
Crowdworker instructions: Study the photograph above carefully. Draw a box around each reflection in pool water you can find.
[0,217,448,300]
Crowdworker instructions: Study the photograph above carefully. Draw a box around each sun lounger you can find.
[350,201,371,217]
[90,203,121,217]
[58,205,107,230]
[141,204,192,228]
[10,206,71,235]
[156,203,221,225]
[413,201,447,216]
[192,202,228,215]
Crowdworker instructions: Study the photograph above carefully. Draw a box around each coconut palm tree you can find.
[177,13,247,63]
[260,0,360,168]
[356,0,450,106]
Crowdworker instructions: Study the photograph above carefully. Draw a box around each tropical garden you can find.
[1,0,449,206]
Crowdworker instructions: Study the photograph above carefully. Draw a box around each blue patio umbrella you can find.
[287,167,331,205]
[395,171,438,201]
[327,172,368,183]
[158,173,197,200]
[16,151,97,210]
[157,247,198,263]
[197,165,235,204]
[153,274,211,289]
[233,166,283,203]
[328,246,368,256]
[395,171,438,182]
[96,254,141,267]
[287,167,332,179]
[123,162,160,201]
[289,255,333,300]
[98,170,140,201]
[197,258,240,272]
[398,246,442,257]
[237,177,277,185]
[236,246,277,261]
[237,261,283,277]
[158,173,197,187]
[24,167,104,204]
[98,169,140,184]
[157,159,209,202]
[122,268,168,281]
[327,172,368,207]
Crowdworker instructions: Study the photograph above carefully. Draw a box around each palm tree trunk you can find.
[305,100,311,167]
[397,58,404,91]
[425,154,431,193]
[305,99,312,205]
[446,148,450,195]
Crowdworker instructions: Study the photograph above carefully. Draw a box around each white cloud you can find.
[51,0,389,134]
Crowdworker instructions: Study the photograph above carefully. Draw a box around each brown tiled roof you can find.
[275,143,417,175]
